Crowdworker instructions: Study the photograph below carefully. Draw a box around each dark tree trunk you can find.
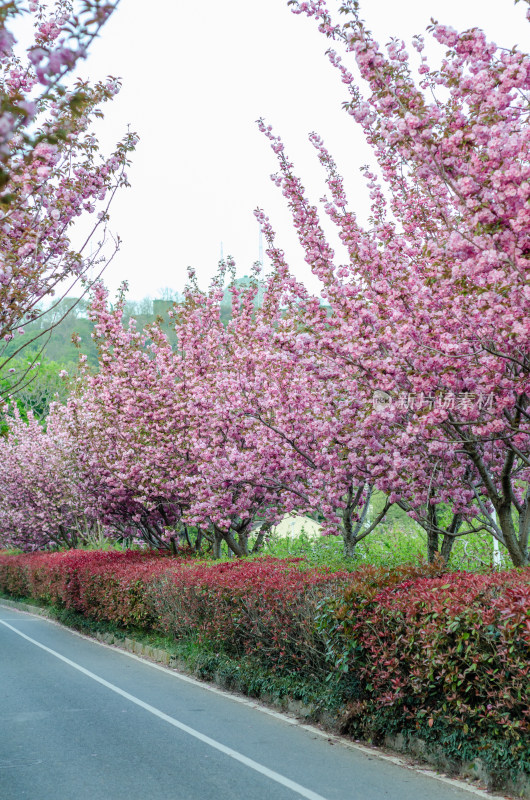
[252,522,271,554]
[427,531,439,563]
[498,501,528,567]
[440,533,455,563]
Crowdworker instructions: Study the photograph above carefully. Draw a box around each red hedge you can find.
[146,557,348,675]
[0,550,175,626]
[0,551,347,674]
[333,565,530,763]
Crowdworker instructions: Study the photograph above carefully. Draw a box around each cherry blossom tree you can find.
[3,0,529,569]
[0,405,101,550]
[57,273,383,558]
[197,254,393,557]
[76,277,290,557]
[255,0,530,564]
[59,284,195,552]
[0,0,136,398]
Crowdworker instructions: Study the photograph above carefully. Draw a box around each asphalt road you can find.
[0,605,489,800]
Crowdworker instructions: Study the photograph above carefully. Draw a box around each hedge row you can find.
[0,550,347,677]
[0,551,529,778]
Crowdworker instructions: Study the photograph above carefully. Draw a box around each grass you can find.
[256,521,510,573]
[242,493,512,572]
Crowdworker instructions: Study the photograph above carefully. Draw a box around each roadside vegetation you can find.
[0,548,528,788]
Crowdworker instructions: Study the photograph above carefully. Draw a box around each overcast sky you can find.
[71,0,528,300]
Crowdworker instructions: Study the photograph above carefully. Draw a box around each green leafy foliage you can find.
[0,355,70,430]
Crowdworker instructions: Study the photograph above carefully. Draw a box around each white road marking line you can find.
[0,619,329,800]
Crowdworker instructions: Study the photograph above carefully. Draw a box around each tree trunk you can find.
[213,529,223,559]
[193,527,204,554]
[343,534,357,559]
[224,528,246,557]
[497,503,528,567]
[440,533,455,563]
[252,522,271,554]
[427,530,439,563]
[342,482,364,558]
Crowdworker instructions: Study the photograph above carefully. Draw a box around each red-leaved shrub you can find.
[146,557,348,676]
[332,566,530,770]
[0,550,178,626]
[0,551,347,675]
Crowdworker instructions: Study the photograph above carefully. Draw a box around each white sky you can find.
[72,0,528,300]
